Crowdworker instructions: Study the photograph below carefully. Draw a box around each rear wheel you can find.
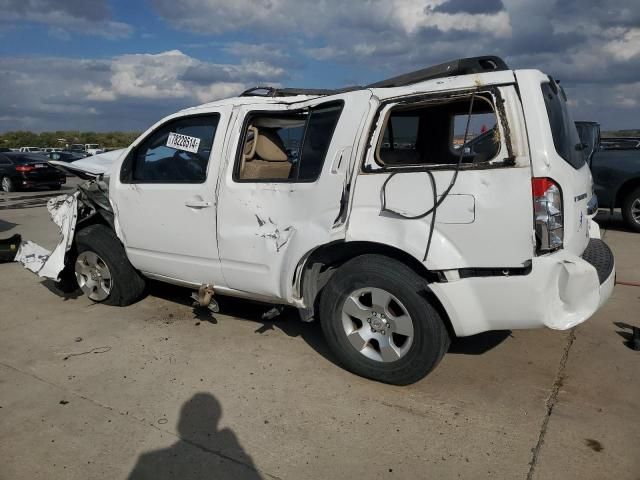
[1,176,15,192]
[621,186,640,233]
[319,254,450,385]
[74,224,146,306]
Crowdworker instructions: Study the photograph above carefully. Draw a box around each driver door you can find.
[111,107,231,286]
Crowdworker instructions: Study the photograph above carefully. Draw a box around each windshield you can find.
[541,81,585,169]
[87,144,100,148]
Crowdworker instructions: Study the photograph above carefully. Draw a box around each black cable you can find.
[379,90,478,261]
[422,169,437,261]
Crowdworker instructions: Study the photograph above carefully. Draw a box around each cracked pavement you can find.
[1,184,639,479]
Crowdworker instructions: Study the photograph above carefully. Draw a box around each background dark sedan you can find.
[46,151,86,162]
[0,152,66,192]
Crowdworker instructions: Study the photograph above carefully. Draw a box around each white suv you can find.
[26,56,614,385]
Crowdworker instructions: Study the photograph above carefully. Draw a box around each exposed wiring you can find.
[379,90,478,262]
[423,169,437,261]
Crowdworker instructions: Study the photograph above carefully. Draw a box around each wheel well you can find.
[67,213,117,266]
[615,178,640,208]
[296,241,454,336]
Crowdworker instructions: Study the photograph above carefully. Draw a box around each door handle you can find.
[185,199,213,209]
[331,147,352,174]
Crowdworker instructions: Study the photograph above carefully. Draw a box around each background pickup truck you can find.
[576,121,640,232]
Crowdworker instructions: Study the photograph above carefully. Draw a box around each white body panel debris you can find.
[15,192,79,280]
[14,241,51,274]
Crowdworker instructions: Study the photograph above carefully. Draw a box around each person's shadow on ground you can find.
[128,393,263,479]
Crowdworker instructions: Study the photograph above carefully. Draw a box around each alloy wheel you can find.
[341,287,414,362]
[75,251,112,301]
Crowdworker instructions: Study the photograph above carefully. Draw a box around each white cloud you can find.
[151,0,510,37]
[603,28,640,62]
[0,0,133,39]
[0,50,287,131]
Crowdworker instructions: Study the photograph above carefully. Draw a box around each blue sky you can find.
[0,0,638,132]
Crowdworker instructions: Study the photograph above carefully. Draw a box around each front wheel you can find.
[621,186,640,233]
[74,224,146,306]
[319,254,450,385]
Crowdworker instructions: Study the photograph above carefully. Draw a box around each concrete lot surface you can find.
[1,182,639,479]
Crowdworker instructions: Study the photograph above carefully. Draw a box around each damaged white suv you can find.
[22,56,615,385]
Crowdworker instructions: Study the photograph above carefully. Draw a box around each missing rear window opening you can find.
[376,93,500,167]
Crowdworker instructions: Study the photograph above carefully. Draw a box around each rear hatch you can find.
[540,80,592,256]
[516,71,592,257]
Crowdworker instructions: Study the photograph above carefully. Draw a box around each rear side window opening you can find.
[375,92,501,168]
[541,81,586,169]
[234,101,344,183]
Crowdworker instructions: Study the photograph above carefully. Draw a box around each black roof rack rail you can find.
[239,56,508,98]
[366,55,509,89]
[240,85,363,98]
[240,86,278,97]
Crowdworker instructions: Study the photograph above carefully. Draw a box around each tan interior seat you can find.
[240,127,291,180]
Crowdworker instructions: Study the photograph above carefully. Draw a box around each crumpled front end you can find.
[15,177,113,281]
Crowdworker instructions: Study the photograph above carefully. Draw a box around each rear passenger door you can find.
[216,91,372,300]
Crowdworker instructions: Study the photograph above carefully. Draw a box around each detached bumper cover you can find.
[429,238,615,337]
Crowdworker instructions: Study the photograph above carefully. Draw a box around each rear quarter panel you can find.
[347,84,535,270]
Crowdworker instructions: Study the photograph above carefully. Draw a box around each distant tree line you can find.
[602,129,640,138]
[1,128,637,150]
[0,131,142,149]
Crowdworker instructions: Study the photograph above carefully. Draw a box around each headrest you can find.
[244,126,257,157]
[255,129,288,162]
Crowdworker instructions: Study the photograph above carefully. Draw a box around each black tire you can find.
[621,186,640,233]
[75,224,146,306]
[49,184,62,191]
[319,254,450,385]
[1,176,15,192]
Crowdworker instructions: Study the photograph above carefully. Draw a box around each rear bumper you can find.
[430,237,615,337]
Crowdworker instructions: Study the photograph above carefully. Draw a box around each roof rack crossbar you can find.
[240,85,363,98]
[240,86,279,97]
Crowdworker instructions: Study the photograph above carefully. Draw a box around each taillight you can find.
[15,165,34,172]
[532,177,563,253]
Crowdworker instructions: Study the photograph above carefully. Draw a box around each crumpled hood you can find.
[49,148,125,179]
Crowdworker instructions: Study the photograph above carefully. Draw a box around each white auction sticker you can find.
[166,132,200,154]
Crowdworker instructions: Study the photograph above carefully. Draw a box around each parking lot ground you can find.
[0,188,638,480]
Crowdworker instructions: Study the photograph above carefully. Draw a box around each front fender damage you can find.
[14,178,113,281]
